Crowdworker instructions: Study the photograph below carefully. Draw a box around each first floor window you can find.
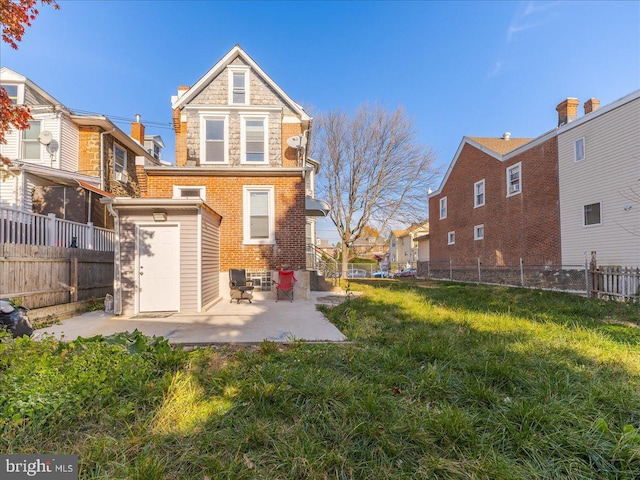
[447,231,455,245]
[244,186,274,244]
[440,196,448,219]
[584,202,601,226]
[22,120,41,160]
[474,224,484,240]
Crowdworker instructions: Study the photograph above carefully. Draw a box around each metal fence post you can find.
[477,258,481,283]
[449,258,453,281]
[520,258,524,287]
[585,258,591,298]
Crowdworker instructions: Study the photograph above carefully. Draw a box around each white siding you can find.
[0,174,19,208]
[0,127,19,159]
[558,96,640,267]
[59,115,79,172]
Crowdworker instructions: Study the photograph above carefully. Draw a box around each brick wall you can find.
[429,137,560,267]
[144,173,307,271]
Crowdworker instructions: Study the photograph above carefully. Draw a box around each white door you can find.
[138,224,180,312]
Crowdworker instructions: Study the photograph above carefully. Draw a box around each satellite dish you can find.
[46,139,59,155]
[286,135,307,149]
[38,130,53,145]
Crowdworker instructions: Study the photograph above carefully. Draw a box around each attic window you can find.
[229,67,250,105]
[2,84,19,104]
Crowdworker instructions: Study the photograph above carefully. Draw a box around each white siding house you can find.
[558,90,640,267]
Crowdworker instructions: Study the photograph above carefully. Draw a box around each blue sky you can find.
[2,0,639,241]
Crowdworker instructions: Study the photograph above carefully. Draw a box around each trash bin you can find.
[0,299,33,338]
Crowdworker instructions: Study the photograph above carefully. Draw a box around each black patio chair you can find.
[229,269,255,303]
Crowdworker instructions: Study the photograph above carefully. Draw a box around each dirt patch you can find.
[601,317,640,328]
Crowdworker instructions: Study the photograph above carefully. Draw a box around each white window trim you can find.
[243,186,275,245]
[199,114,229,164]
[583,201,602,227]
[21,120,42,160]
[474,179,485,208]
[240,113,269,164]
[447,231,455,245]
[474,224,484,240]
[113,142,127,173]
[172,186,206,200]
[574,137,585,162]
[506,162,522,197]
[440,196,448,219]
[228,66,250,106]
[2,83,25,104]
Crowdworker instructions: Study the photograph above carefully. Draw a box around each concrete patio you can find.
[33,291,349,345]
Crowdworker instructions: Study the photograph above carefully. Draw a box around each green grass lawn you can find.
[1,280,639,479]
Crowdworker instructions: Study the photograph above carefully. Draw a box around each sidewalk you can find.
[33,291,349,345]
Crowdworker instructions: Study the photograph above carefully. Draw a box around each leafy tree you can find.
[0,0,58,144]
[314,103,438,275]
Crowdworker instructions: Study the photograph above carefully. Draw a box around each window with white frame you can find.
[241,115,268,163]
[506,162,521,196]
[474,224,484,240]
[474,179,485,208]
[574,138,585,162]
[114,143,127,173]
[22,120,41,160]
[583,202,601,226]
[2,84,19,104]
[244,186,275,244]
[440,196,448,219]
[173,186,206,200]
[228,67,249,105]
[201,115,228,163]
[447,231,455,245]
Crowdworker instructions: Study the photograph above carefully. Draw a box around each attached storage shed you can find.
[102,198,222,315]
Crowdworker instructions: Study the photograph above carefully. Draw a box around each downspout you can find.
[105,201,122,315]
[100,128,116,191]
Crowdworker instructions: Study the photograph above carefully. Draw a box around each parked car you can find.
[393,269,416,278]
[346,269,368,278]
[373,270,390,278]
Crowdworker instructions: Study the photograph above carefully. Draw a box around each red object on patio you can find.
[273,270,296,302]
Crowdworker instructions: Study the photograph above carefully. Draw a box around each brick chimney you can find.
[584,98,600,114]
[556,98,579,126]
[131,114,145,144]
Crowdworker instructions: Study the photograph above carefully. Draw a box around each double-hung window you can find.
[583,202,601,226]
[474,179,485,208]
[574,138,585,162]
[439,196,448,219]
[229,67,249,105]
[447,231,455,245]
[201,115,228,164]
[506,162,521,196]
[22,121,41,160]
[241,115,268,163]
[114,143,127,174]
[244,186,275,244]
[474,224,484,240]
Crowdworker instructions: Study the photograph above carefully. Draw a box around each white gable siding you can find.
[558,97,640,267]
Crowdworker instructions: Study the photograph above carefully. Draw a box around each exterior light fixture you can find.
[152,212,167,222]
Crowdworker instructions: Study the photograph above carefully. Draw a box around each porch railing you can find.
[0,206,114,251]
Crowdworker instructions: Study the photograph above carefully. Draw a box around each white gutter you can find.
[105,201,122,315]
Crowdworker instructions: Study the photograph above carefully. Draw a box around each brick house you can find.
[114,45,328,314]
[0,67,162,228]
[429,92,640,270]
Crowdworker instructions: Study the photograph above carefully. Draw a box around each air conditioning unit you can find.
[115,171,128,183]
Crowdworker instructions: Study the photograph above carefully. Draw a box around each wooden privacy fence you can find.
[0,244,114,309]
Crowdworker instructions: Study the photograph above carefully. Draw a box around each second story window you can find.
[440,196,448,219]
[506,162,521,196]
[114,144,127,174]
[575,138,585,162]
[241,115,268,163]
[474,179,485,207]
[22,121,41,160]
[229,67,249,105]
[583,202,601,226]
[202,117,228,163]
